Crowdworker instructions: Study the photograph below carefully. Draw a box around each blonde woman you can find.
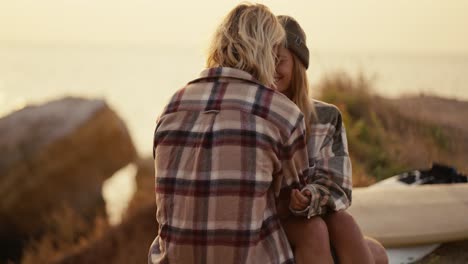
[275,15,389,264]
[150,4,312,264]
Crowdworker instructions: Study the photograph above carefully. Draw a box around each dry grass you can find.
[316,71,408,183]
[388,95,468,175]
[316,71,467,184]
[20,205,108,264]
[50,202,156,264]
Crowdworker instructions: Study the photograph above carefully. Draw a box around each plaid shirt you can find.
[290,100,352,218]
[149,67,309,264]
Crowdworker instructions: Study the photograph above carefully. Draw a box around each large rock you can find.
[0,97,137,260]
[124,157,155,218]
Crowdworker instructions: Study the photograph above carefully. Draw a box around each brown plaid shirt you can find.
[149,67,309,264]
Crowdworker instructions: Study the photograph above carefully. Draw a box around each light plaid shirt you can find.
[149,67,309,264]
[290,100,353,218]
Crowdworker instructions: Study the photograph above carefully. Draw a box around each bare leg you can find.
[365,237,389,264]
[282,216,334,264]
[323,211,375,264]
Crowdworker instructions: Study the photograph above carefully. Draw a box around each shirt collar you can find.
[189,67,264,86]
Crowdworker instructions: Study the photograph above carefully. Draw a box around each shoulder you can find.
[259,86,305,137]
[309,99,343,127]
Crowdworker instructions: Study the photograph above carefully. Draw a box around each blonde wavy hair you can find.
[206,3,285,87]
[278,16,317,136]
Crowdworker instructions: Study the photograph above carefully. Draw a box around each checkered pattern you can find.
[149,67,309,264]
[291,100,353,217]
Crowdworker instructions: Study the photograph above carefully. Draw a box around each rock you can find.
[124,157,155,218]
[0,97,137,261]
[135,157,155,192]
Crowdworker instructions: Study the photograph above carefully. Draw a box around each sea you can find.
[1,45,467,224]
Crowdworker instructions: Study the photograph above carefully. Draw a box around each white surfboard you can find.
[384,244,440,264]
[367,176,440,264]
[355,176,468,263]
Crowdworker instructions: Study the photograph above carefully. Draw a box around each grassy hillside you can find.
[316,71,467,186]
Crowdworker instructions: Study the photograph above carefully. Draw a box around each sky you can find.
[1,0,468,54]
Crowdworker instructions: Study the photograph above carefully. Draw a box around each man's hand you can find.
[289,189,311,211]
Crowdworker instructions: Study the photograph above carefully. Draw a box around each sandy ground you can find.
[415,240,468,263]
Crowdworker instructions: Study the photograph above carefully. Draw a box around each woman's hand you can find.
[289,189,311,211]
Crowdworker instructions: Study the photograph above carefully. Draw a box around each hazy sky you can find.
[1,0,468,54]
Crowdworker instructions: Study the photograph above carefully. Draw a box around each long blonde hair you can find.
[278,16,317,136]
[206,3,285,87]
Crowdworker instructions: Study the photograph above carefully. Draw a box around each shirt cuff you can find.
[289,184,330,218]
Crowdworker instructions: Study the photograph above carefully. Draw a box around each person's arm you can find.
[280,120,310,190]
[290,107,352,218]
[274,116,309,217]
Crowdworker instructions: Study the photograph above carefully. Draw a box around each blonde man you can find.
[149,3,311,264]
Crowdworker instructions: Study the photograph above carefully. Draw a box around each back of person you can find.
[149,67,308,264]
[148,4,312,263]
